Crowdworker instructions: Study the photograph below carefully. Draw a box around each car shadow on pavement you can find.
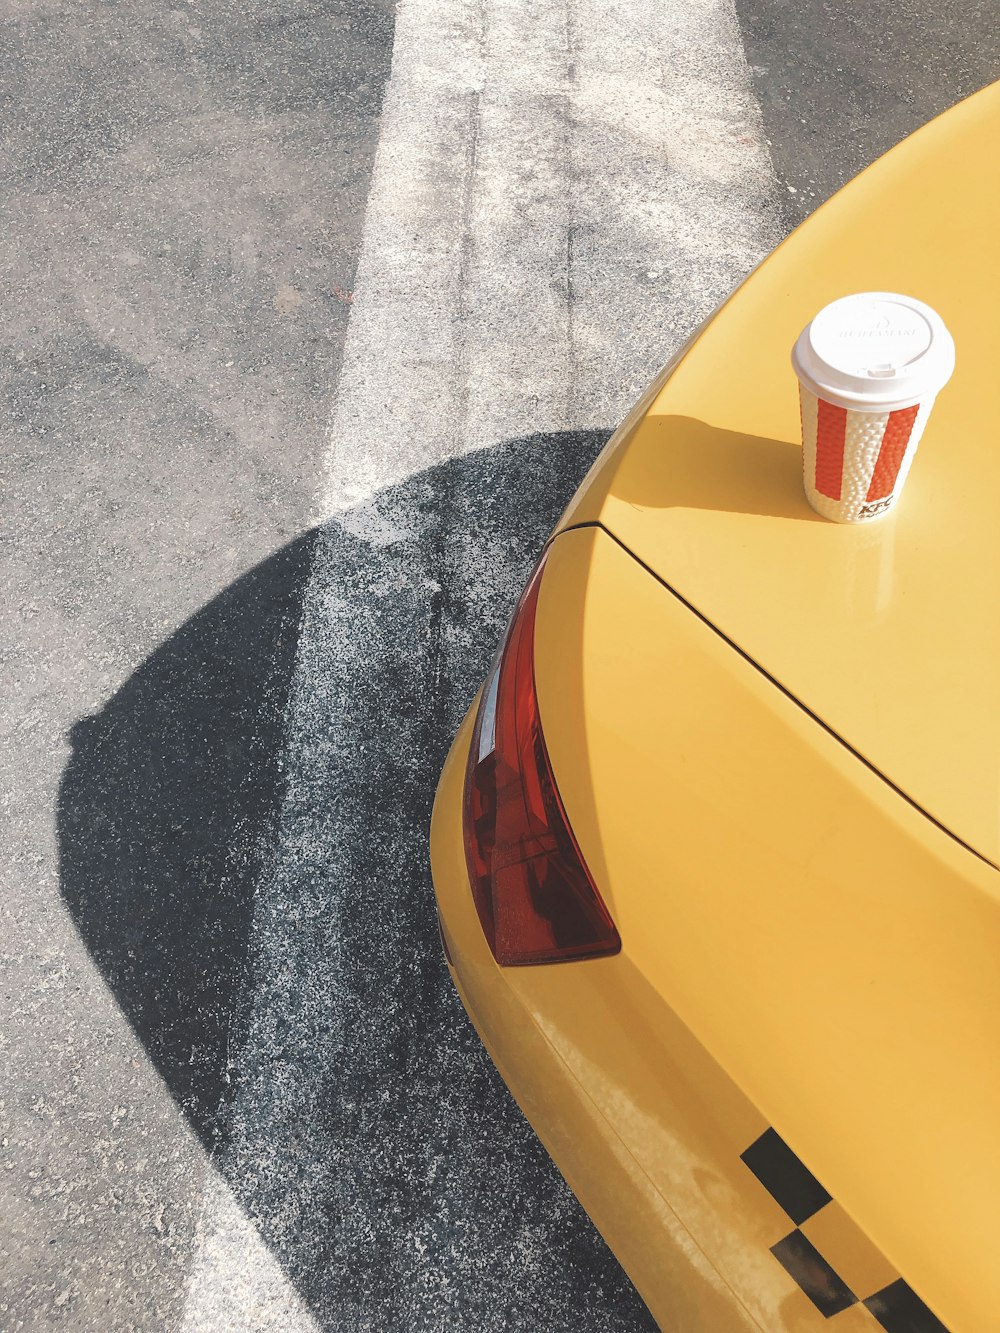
[57,428,660,1331]
[59,530,316,1151]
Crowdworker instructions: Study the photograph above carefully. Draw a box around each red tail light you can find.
[463,553,622,966]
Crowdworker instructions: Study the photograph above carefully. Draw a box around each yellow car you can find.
[430,83,1000,1333]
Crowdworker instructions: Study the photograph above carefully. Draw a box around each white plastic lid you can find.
[791,292,955,410]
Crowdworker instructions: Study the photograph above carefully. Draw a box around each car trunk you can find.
[531,523,1000,1330]
[559,81,1000,869]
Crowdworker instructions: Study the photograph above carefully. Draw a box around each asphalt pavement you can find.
[3,0,999,1329]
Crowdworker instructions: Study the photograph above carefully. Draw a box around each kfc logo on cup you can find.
[792,293,955,523]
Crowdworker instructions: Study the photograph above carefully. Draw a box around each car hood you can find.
[558,81,1000,869]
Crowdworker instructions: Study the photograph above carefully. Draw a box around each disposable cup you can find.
[792,293,955,522]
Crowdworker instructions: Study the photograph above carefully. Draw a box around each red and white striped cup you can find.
[792,293,955,523]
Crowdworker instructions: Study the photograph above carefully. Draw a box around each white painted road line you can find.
[184,0,783,1325]
[322,0,781,517]
[182,1171,322,1333]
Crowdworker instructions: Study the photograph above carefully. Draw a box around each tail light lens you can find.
[463,553,622,966]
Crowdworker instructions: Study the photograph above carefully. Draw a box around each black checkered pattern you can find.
[740,1129,949,1331]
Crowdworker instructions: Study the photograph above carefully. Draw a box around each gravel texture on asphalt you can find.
[179,0,780,1324]
[4,0,1000,1327]
[2,0,395,1327]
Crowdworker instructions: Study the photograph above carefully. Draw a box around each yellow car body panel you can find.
[560,80,1000,868]
[432,85,1000,1332]
[433,528,998,1331]
[537,528,995,1330]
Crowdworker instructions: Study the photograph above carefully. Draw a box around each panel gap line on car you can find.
[562,520,998,873]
